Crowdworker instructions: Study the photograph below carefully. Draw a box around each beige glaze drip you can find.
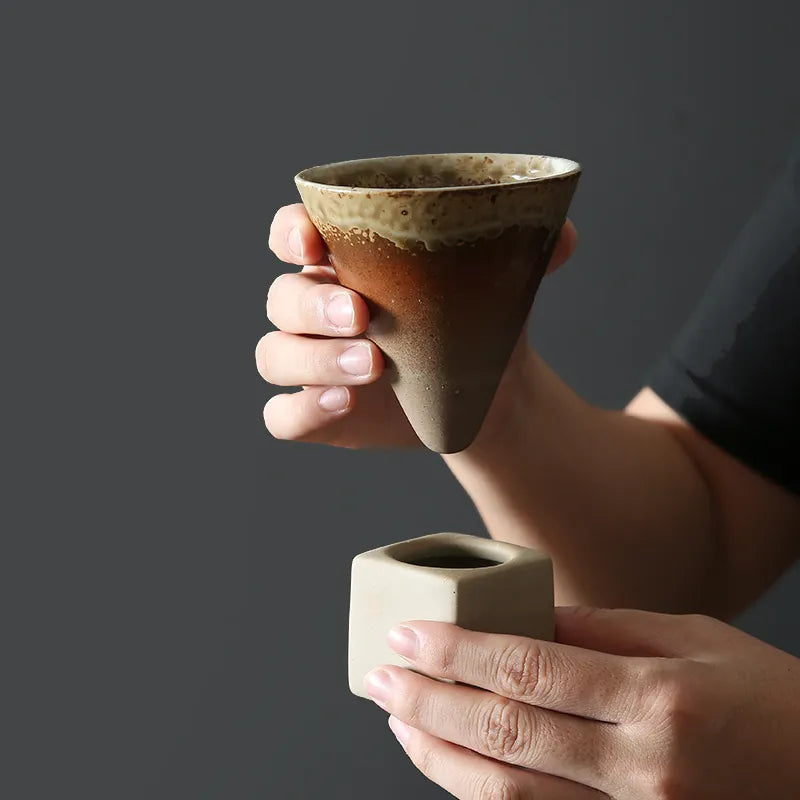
[295,153,580,252]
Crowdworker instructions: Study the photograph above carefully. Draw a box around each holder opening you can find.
[396,546,503,570]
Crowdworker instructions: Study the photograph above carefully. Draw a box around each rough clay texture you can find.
[348,532,554,699]
[295,153,581,453]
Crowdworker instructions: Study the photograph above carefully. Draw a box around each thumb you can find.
[554,606,712,658]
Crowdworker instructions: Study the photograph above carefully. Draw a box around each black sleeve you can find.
[647,140,800,495]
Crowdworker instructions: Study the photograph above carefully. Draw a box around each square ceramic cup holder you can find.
[348,532,553,698]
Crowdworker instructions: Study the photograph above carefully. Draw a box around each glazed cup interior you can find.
[295,153,580,192]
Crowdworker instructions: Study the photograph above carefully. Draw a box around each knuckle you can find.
[401,684,426,728]
[318,342,341,379]
[629,659,668,721]
[429,634,459,678]
[475,774,523,800]
[474,772,523,800]
[650,767,690,800]
[493,640,558,704]
[308,284,334,327]
[410,741,437,780]
[649,660,716,736]
[480,698,531,763]
[684,613,718,636]
[658,664,700,717]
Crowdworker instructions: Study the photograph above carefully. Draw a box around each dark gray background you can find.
[3,1,798,798]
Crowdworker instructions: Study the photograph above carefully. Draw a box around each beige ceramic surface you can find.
[296,153,580,252]
[295,153,581,452]
[348,532,554,699]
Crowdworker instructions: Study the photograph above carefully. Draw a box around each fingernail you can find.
[318,387,349,412]
[388,716,411,750]
[325,294,355,329]
[287,227,304,259]
[388,626,419,660]
[364,669,393,708]
[338,343,372,377]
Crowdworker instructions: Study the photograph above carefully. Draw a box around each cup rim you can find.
[294,152,581,194]
[381,532,523,574]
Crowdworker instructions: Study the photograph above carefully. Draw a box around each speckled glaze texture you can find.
[295,154,581,453]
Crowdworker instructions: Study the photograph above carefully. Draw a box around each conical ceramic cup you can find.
[295,153,581,453]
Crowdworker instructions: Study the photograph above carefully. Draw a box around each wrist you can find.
[439,344,593,554]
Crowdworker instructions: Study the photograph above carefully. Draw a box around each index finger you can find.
[388,621,656,723]
[268,203,327,266]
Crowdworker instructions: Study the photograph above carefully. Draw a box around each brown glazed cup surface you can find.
[295,154,581,453]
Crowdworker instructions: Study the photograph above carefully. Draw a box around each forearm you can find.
[444,352,724,615]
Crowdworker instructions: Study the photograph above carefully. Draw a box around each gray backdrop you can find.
[3,1,799,798]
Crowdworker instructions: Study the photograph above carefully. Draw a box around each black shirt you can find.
[648,141,800,495]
